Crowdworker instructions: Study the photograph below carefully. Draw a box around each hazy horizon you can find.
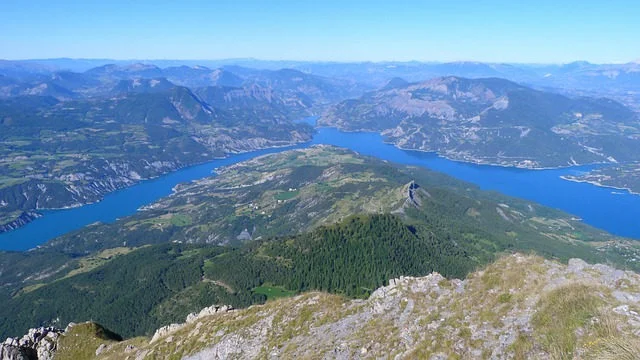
[2,0,638,63]
[4,57,639,67]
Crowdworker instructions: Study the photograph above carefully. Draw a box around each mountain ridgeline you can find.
[0,64,364,231]
[5,253,640,359]
[38,254,640,360]
[320,76,640,168]
[1,59,640,359]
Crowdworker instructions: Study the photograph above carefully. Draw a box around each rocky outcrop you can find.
[97,254,640,359]
[8,254,640,359]
[150,304,235,343]
[0,327,62,360]
[0,211,41,233]
[404,180,430,208]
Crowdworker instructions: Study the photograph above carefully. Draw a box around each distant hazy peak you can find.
[381,77,409,90]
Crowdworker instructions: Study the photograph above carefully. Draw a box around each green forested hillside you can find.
[1,147,639,339]
[0,214,478,338]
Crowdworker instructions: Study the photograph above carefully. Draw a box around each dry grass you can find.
[588,337,640,360]
[532,283,608,360]
[56,322,121,360]
[509,332,534,360]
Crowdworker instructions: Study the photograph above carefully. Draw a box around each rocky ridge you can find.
[0,327,62,360]
[18,253,638,360]
[170,254,640,360]
[150,305,236,344]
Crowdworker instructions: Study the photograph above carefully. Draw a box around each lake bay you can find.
[1,127,638,251]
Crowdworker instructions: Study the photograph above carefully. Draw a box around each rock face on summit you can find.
[72,254,640,359]
[150,305,235,344]
[5,254,640,359]
[0,327,62,360]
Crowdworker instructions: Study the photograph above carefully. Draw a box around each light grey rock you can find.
[0,345,32,360]
[567,258,588,272]
[150,323,183,343]
[152,304,236,344]
[613,290,640,303]
[0,327,62,360]
[95,343,107,356]
[186,304,234,324]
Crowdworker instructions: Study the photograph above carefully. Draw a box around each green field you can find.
[170,214,193,227]
[274,190,299,201]
[252,285,297,300]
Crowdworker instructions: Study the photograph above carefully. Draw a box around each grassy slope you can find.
[2,147,640,339]
[55,254,640,360]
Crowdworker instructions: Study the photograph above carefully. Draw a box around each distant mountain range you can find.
[0,65,337,232]
[0,58,639,231]
[320,76,640,168]
[0,62,365,109]
[3,58,639,110]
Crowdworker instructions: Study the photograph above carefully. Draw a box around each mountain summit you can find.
[4,254,639,359]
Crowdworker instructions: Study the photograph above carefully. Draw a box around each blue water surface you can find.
[311,128,637,239]
[0,145,305,251]
[1,126,638,250]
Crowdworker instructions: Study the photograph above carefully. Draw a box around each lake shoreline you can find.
[3,127,640,251]
[315,124,606,171]
[0,137,311,236]
[560,176,640,196]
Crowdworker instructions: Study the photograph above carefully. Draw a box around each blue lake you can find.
[311,129,637,238]
[0,145,306,251]
[1,126,638,251]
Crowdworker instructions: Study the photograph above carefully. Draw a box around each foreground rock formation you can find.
[5,254,640,359]
[0,327,62,360]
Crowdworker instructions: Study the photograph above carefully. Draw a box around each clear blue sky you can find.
[1,0,638,63]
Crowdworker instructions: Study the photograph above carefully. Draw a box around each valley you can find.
[5,127,640,251]
[2,146,640,342]
[1,58,640,360]
[2,60,640,236]
[0,64,362,232]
